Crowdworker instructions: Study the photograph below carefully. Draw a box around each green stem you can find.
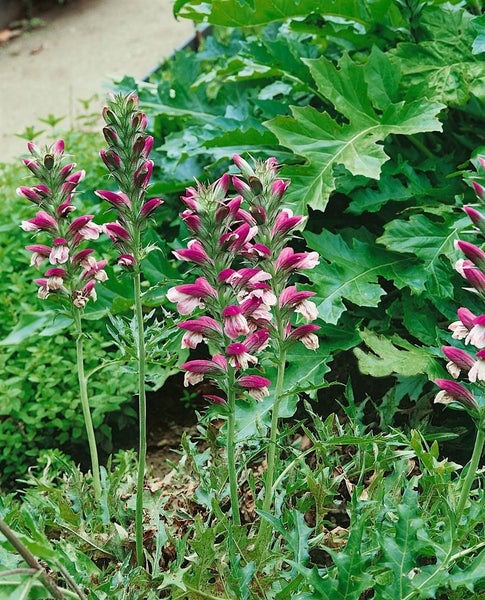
[134,268,147,567]
[73,310,101,500]
[455,423,485,526]
[257,350,287,546]
[0,519,67,600]
[227,377,241,526]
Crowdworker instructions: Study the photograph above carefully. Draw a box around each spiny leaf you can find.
[266,47,444,210]
[354,329,441,379]
[174,0,391,27]
[304,229,427,324]
[391,6,485,106]
[378,212,469,298]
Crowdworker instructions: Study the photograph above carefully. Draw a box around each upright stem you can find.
[134,268,147,566]
[258,350,286,545]
[73,309,101,500]
[455,423,485,526]
[227,373,241,526]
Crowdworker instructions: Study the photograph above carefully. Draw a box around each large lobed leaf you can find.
[390,6,485,107]
[304,229,427,325]
[173,0,396,27]
[266,47,445,212]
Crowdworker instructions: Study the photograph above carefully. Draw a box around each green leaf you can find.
[0,312,72,346]
[267,47,444,210]
[354,329,441,379]
[291,508,373,599]
[391,6,485,106]
[174,0,392,27]
[471,15,485,55]
[305,229,426,324]
[377,212,468,298]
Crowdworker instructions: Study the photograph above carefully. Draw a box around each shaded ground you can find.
[0,0,194,162]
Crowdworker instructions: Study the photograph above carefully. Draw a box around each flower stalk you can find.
[455,423,485,526]
[73,309,101,499]
[19,139,105,501]
[97,92,163,566]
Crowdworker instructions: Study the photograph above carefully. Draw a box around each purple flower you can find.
[270,179,290,201]
[140,197,163,218]
[222,305,250,338]
[118,254,136,267]
[441,346,475,378]
[26,244,51,268]
[219,223,258,252]
[49,238,69,264]
[237,375,271,401]
[226,342,258,369]
[280,286,318,321]
[271,209,306,236]
[180,209,201,232]
[468,349,485,383]
[173,240,213,265]
[434,379,479,412]
[275,247,319,272]
[103,222,131,243]
[180,355,227,386]
[95,189,132,210]
[178,316,222,349]
[21,210,57,232]
[287,324,320,350]
[68,215,101,240]
[465,314,485,348]
[167,277,218,315]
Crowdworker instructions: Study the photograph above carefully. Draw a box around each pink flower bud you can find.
[434,378,478,412]
[140,197,163,218]
[52,139,65,155]
[17,186,42,203]
[133,160,153,188]
[27,141,40,155]
[117,254,136,267]
[232,176,252,201]
[103,222,131,242]
[22,158,42,176]
[103,126,120,147]
[463,266,485,294]
[233,154,255,178]
[100,149,122,171]
[95,189,131,209]
[213,173,230,198]
[456,240,485,270]
[464,206,485,237]
[472,181,485,200]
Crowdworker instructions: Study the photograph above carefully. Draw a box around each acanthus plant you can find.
[18,139,106,500]
[167,154,320,532]
[95,92,163,567]
[435,156,485,528]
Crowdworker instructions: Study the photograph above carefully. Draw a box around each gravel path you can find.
[0,0,194,162]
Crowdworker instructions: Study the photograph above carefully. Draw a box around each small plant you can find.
[19,139,106,499]
[167,154,321,533]
[96,92,163,566]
